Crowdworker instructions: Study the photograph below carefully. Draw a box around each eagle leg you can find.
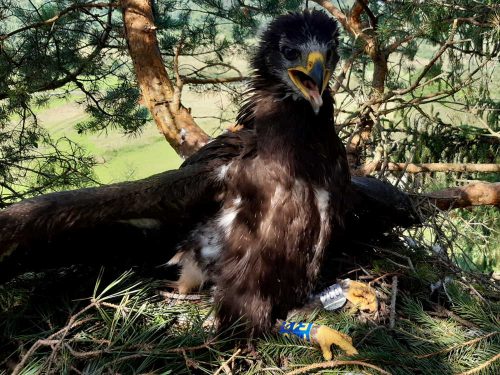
[214,287,274,339]
[166,251,206,294]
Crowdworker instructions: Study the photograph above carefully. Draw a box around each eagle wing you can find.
[0,128,417,282]
[0,130,257,281]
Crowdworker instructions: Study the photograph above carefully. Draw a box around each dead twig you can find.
[372,246,416,272]
[158,290,203,300]
[428,304,479,330]
[389,276,398,329]
[213,348,242,375]
[357,325,385,346]
[12,304,96,375]
[286,360,391,375]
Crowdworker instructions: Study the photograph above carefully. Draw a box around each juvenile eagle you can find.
[0,11,413,336]
[170,10,348,335]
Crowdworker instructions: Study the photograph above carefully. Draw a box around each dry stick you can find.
[158,290,203,300]
[428,304,479,330]
[344,19,468,126]
[357,326,385,346]
[389,276,398,329]
[457,352,500,375]
[213,348,242,375]
[377,56,494,116]
[393,19,459,96]
[98,301,132,312]
[372,246,415,272]
[183,62,243,78]
[424,182,500,211]
[331,50,361,95]
[12,304,96,375]
[455,280,488,303]
[61,337,215,361]
[370,272,402,285]
[355,162,500,176]
[64,344,107,359]
[286,360,391,375]
[42,315,97,373]
[182,76,249,85]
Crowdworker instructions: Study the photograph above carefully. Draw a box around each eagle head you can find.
[252,10,340,114]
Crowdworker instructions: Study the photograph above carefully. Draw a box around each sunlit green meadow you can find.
[35,88,237,183]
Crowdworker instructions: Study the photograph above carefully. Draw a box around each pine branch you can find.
[415,332,498,359]
[457,353,500,375]
[0,2,119,41]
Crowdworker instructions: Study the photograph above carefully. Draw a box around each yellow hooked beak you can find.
[287,51,331,114]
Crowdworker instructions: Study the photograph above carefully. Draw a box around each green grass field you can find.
[32,53,247,184]
[36,88,237,183]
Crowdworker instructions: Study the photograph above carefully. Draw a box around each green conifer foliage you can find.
[0,1,498,372]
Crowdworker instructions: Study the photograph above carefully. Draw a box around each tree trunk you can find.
[120,0,209,158]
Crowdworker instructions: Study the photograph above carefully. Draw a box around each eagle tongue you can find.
[308,87,323,115]
[301,78,323,114]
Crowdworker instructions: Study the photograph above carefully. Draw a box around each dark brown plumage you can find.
[0,11,418,337]
[171,11,349,335]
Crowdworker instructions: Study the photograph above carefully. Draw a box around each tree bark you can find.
[423,182,500,210]
[312,0,388,169]
[120,0,209,158]
[355,162,500,175]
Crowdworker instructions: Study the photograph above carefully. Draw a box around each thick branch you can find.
[423,182,500,210]
[310,0,350,32]
[120,0,209,157]
[357,0,377,29]
[356,162,500,175]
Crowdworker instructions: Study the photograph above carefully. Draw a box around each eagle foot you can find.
[277,321,358,360]
[342,279,378,313]
[311,324,358,360]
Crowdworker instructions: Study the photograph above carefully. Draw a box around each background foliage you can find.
[0,0,498,373]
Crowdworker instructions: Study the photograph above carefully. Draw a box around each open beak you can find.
[288,52,331,114]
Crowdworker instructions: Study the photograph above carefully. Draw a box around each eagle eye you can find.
[281,46,300,61]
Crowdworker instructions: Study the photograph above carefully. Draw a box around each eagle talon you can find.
[342,280,378,313]
[312,325,358,360]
